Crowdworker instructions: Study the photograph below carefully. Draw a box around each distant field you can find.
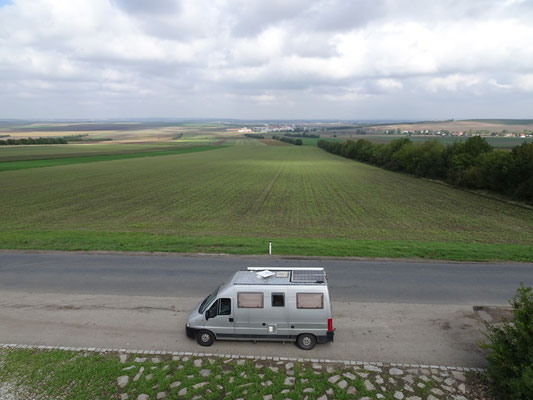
[463,119,533,125]
[0,142,183,161]
[0,145,222,172]
[372,119,533,133]
[0,121,227,141]
[328,134,533,148]
[0,144,532,261]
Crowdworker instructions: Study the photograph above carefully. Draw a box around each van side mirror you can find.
[205,311,209,321]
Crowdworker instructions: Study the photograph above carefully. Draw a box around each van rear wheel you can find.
[196,330,215,346]
[296,333,316,350]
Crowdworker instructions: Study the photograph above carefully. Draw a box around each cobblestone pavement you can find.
[115,354,489,400]
[0,344,492,399]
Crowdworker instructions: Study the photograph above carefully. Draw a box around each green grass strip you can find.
[0,349,452,400]
[1,230,532,262]
[0,145,223,172]
[0,349,123,399]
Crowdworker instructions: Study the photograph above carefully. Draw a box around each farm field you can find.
[0,120,237,142]
[0,143,532,261]
[370,119,533,133]
[0,145,223,172]
[0,142,187,161]
[318,134,533,148]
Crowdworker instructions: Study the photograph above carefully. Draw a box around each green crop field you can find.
[0,142,181,161]
[0,143,532,261]
[0,145,222,172]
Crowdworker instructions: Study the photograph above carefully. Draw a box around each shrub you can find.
[508,142,533,202]
[482,284,533,399]
[478,150,514,193]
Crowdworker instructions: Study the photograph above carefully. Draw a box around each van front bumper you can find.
[186,326,200,338]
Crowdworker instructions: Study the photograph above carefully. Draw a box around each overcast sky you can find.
[1,0,532,120]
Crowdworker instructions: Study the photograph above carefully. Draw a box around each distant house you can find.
[238,127,253,133]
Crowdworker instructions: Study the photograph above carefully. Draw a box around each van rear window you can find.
[237,292,264,308]
[297,293,324,309]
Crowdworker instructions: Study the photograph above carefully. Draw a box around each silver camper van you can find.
[185,267,334,350]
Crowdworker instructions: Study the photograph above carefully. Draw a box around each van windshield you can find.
[198,285,220,314]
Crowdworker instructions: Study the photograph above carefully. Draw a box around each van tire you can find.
[196,330,215,346]
[296,333,317,350]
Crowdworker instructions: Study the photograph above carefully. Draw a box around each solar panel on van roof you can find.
[291,269,326,283]
[233,268,327,285]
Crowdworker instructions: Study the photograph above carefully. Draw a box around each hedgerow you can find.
[318,137,533,203]
[272,135,302,145]
[0,137,68,145]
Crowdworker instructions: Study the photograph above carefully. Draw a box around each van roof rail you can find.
[247,267,324,271]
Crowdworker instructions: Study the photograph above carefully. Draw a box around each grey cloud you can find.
[1,0,533,119]
[230,0,310,37]
[111,0,180,15]
[300,0,386,32]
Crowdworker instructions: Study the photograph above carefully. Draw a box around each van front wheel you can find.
[196,330,215,346]
[296,333,316,350]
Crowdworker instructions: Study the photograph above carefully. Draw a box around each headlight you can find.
[186,322,190,327]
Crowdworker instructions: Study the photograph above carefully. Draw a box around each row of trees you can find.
[318,137,533,203]
[62,134,112,142]
[273,135,303,145]
[244,133,265,139]
[284,132,320,138]
[0,137,68,145]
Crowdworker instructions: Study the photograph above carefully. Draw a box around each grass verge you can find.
[0,348,486,400]
[0,145,223,172]
[1,230,532,262]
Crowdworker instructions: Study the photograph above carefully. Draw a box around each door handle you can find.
[229,318,234,322]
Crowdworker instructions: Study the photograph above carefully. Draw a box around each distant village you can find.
[381,129,533,138]
[229,124,533,138]
[233,125,297,133]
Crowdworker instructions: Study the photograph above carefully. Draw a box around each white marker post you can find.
[269,240,272,255]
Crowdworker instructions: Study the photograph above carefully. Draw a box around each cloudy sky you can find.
[1,0,532,120]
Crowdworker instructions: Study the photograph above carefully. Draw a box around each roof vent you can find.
[255,270,276,279]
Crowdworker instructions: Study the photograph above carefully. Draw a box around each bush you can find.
[508,142,533,202]
[482,284,533,399]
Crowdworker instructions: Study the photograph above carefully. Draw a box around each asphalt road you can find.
[1,251,532,367]
[1,251,532,304]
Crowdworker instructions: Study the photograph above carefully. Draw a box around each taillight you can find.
[327,318,333,332]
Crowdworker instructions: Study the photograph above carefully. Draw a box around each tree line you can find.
[244,133,265,139]
[272,135,302,145]
[318,137,533,203]
[0,137,68,145]
[284,132,320,138]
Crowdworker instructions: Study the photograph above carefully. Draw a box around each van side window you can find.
[237,292,263,308]
[296,293,324,309]
[271,293,285,307]
[219,298,231,315]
